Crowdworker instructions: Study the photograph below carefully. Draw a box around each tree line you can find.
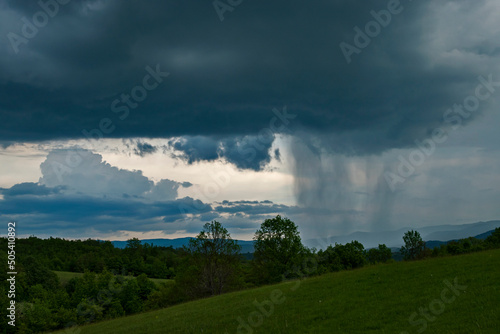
[0,236,183,279]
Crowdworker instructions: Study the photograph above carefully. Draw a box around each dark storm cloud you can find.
[2,0,497,156]
[0,191,209,234]
[168,136,220,164]
[134,141,157,157]
[221,135,275,171]
[0,182,64,197]
[213,200,350,218]
[214,201,291,215]
[168,135,275,171]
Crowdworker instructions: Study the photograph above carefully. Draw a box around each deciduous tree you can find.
[184,221,242,296]
[253,215,305,283]
[400,230,425,260]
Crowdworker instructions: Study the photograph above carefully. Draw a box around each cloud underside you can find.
[0,191,304,236]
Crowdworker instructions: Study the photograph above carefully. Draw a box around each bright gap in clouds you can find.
[0,144,46,188]
[0,137,295,205]
[100,138,296,205]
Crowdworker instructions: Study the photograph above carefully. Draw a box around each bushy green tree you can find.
[253,215,305,284]
[70,271,99,306]
[105,300,125,319]
[337,241,366,269]
[119,279,142,314]
[136,273,157,300]
[76,298,105,324]
[366,244,392,264]
[318,241,366,272]
[22,300,58,333]
[144,283,172,310]
[485,227,500,247]
[53,306,78,329]
[126,238,143,250]
[181,221,242,297]
[400,230,425,260]
[23,256,59,291]
[317,246,343,273]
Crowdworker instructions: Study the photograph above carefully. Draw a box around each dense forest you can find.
[1,216,499,333]
[1,236,183,279]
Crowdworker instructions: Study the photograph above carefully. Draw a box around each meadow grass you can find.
[52,249,500,333]
[54,271,173,287]
[54,271,84,286]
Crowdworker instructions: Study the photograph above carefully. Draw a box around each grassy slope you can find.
[54,271,84,286]
[54,271,173,287]
[53,249,500,334]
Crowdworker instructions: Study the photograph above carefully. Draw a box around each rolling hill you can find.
[53,248,500,333]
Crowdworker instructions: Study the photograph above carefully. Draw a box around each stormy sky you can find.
[1,0,500,241]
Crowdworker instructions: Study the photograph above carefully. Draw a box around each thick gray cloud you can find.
[0,192,210,235]
[214,201,291,215]
[168,135,275,170]
[0,182,64,197]
[1,0,498,156]
[134,141,157,157]
[0,181,301,237]
[146,179,181,202]
[168,136,220,164]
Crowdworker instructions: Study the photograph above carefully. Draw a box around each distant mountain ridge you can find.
[111,237,256,254]
[425,229,496,250]
[304,220,500,250]
[109,220,500,253]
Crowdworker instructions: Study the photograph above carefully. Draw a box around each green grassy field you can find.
[53,249,500,334]
[54,271,84,286]
[54,271,173,287]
